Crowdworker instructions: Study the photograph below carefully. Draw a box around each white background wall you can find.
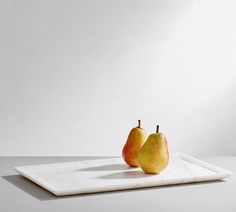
[0,0,236,156]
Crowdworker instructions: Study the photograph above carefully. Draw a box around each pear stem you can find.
[156,125,159,133]
[138,120,141,128]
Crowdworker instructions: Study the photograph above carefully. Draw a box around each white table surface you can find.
[1,156,236,212]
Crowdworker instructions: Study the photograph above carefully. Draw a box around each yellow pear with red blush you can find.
[122,120,148,167]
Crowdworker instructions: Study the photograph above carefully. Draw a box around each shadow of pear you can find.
[79,164,132,172]
[97,171,153,180]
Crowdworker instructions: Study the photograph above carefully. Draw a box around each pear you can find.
[122,120,148,167]
[138,125,169,174]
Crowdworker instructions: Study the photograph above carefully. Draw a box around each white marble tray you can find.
[14,153,233,196]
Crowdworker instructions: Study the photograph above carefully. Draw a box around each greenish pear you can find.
[138,125,169,174]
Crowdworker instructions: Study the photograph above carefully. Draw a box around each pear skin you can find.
[122,120,148,167]
[138,125,169,174]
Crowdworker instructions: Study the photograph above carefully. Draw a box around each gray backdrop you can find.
[0,0,236,156]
